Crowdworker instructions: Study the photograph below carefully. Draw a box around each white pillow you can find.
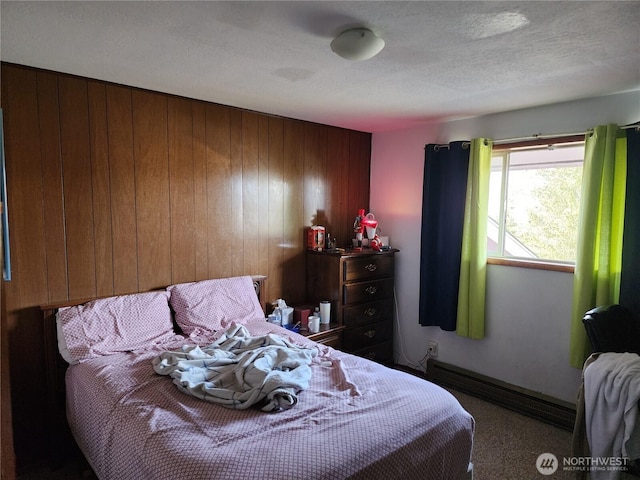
[168,276,264,335]
[56,315,74,364]
[57,291,177,364]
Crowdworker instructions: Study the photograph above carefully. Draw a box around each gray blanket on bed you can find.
[152,324,317,411]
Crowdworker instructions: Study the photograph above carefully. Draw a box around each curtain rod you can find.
[427,122,639,149]
[492,122,639,145]
[492,132,584,146]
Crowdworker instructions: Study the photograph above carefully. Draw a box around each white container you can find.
[365,225,377,239]
[319,301,331,324]
[308,315,320,333]
[281,307,293,326]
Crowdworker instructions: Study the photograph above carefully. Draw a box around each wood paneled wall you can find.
[0,63,370,469]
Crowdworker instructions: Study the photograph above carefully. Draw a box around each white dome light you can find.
[330,28,385,61]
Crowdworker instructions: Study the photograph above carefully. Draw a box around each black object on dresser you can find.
[305,249,398,364]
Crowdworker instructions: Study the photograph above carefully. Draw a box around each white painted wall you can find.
[370,90,640,404]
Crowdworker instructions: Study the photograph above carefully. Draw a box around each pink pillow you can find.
[167,276,264,335]
[57,291,177,364]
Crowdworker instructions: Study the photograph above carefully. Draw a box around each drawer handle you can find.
[363,329,377,338]
[365,286,377,295]
[364,263,377,272]
[364,351,377,360]
[364,307,377,316]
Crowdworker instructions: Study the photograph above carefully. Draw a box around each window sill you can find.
[487,257,574,273]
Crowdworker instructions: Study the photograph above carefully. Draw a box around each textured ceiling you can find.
[2,1,639,132]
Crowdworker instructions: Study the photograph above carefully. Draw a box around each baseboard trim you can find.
[396,360,576,431]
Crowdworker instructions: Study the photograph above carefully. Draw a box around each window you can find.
[488,139,585,265]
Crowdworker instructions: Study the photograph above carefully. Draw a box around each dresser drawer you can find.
[343,300,393,327]
[306,326,344,349]
[343,320,392,351]
[343,255,394,282]
[351,340,393,364]
[343,278,393,305]
[311,331,342,349]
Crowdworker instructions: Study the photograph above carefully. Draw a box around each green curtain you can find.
[570,124,627,368]
[456,138,492,339]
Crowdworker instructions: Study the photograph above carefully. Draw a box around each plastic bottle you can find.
[273,305,282,326]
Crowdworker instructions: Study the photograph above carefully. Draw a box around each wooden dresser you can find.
[305,249,398,364]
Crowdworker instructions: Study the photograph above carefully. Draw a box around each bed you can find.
[42,275,474,480]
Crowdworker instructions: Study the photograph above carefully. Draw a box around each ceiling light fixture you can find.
[330,28,385,61]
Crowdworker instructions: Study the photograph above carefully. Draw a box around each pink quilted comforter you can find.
[66,320,474,480]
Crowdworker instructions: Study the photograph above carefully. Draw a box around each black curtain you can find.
[419,141,470,329]
[620,127,640,315]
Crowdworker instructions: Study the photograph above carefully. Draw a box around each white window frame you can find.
[487,137,585,272]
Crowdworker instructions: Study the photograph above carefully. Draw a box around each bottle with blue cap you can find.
[272,301,282,326]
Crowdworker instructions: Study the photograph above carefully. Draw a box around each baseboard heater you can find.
[396,360,576,431]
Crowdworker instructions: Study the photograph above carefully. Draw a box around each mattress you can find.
[66,320,474,480]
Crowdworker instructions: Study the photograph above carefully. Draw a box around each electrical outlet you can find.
[427,341,438,358]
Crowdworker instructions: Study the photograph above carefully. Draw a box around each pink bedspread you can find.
[66,320,474,480]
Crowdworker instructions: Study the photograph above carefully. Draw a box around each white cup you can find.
[319,301,331,324]
[365,225,377,239]
[308,315,320,333]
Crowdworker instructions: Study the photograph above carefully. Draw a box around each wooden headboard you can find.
[40,274,266,454]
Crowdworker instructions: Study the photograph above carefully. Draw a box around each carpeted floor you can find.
[450,387,574,479]
[449,387,637,480]
[17,387,637,480]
